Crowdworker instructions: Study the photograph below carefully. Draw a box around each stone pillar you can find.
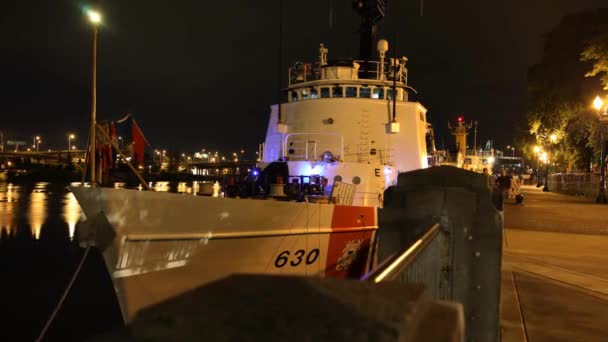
[378,166,503,342]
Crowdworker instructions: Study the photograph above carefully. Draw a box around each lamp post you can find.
[87,9,101,186]
[542,134,557,192]
[33,136,41,151]
[542,151,550,192]
[541,152,550,192]
[594,96,607,204]
[534,145,542,187]
[68,134,75,151]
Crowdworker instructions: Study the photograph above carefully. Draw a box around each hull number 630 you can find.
[274,249,320,268]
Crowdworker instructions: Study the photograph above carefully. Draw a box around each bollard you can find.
[378,166,503,342]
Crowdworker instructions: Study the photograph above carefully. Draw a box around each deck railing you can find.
[282,133,343,162]
[361,224,441,292]
[288,60,407,86]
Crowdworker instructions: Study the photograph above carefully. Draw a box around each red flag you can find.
[131,118,149,167]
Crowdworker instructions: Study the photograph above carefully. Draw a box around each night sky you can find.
[1,0,605,154]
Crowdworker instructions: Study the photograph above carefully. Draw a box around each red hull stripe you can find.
[325,206,377,278]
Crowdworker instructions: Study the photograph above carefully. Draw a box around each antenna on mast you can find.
[277,0,282,124]
[353,0,388,60]
[329,0,334,30]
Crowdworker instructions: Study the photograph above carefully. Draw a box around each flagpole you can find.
[88,13,100,186]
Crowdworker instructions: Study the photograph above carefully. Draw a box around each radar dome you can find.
[377,39,389,53]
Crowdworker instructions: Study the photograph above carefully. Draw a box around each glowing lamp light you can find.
[487,156,495,164]
[549,134,557,143]
[593,96,604,111]
[457,116,464,123]
[87,10,102,24]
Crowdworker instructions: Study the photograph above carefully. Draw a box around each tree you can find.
[581,30,608,90]
[522,8,608,172]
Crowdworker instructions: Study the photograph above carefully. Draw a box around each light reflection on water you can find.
[0,181,211,240]
[0,183,20,234]
[29,184,48,239]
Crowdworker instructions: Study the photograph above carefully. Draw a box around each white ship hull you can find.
[71,186,378,321]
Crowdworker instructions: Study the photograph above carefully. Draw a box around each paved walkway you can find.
[501,185,608,341]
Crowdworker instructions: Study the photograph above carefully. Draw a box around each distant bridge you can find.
[0,150,87,163]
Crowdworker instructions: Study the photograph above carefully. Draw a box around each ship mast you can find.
[353,0,388,60]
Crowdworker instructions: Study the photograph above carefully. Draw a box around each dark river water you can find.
[0,180,209,341]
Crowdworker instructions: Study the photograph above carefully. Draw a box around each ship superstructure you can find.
[261,40,429,206]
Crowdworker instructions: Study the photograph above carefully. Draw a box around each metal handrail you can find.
[360,223,440,283]
[282,133,344,161]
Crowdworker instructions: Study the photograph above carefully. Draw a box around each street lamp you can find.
[541,151,550,192]
[541,152,550,192]
[540,134,558,192]
[549,134,557,143]
[68,133,75,151]
[593,95,607,204]
[87,8,101,186]
[533,145,542,187]
[33,136,41,151]
[506,145,515,157]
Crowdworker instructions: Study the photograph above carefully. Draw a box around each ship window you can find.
[320,87,330,98]
[360,87,371,98]
[311,88,319,99]
[372,88,384,99]
[345,87,357,98]
[387,89,395,100]
[291,90,298,102]
[301,89,309,100]
[332,86,343,97]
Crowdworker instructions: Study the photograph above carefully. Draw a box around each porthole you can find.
[352,176,361,185]
[334,175,343,182]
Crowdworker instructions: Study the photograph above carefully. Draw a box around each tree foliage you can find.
[581,30,608,90]
[522,9,607,172]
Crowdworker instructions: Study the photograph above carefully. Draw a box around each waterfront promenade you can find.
[501,185,608,341]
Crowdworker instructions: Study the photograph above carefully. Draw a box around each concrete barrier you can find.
[378,166,503,342]
[93,274,464,341]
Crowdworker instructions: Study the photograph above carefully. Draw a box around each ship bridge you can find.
[285,41,414,104]
[262,39,429,178]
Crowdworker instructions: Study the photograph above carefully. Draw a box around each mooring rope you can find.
[35,245,92,342]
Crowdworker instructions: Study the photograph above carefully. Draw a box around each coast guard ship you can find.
[72,1,431,321]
